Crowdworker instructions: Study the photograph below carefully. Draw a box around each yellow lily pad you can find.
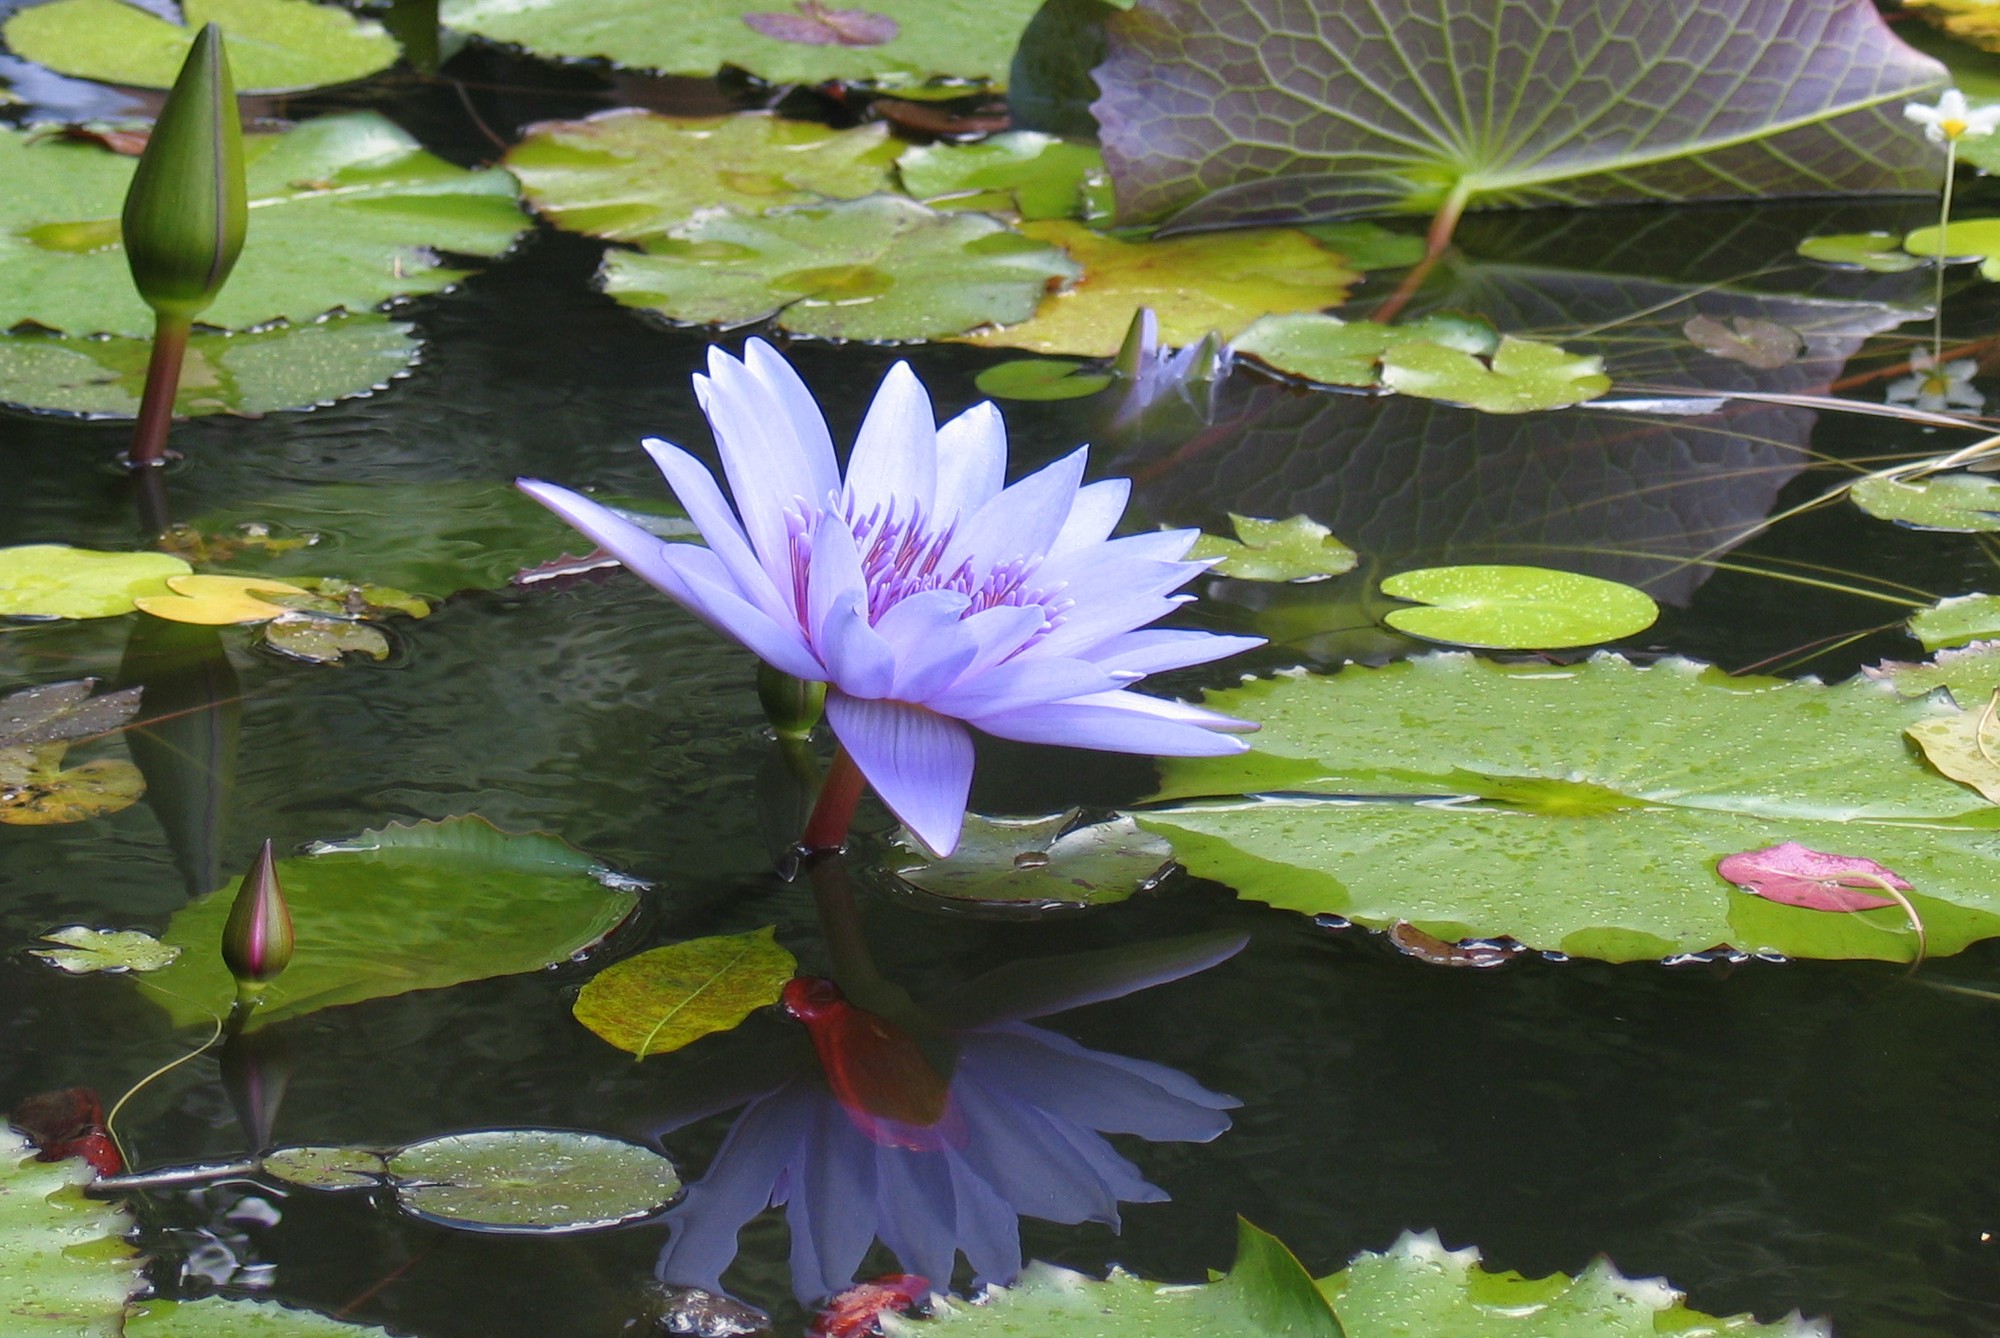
[0,544,190,619]
[0,743,145,825]
[134,574,313,625]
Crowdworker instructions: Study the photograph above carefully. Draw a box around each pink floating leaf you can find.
[1716,841,1910,912]
[744,1,899,47]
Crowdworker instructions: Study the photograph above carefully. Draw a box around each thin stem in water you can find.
[1935,137,1957,366]
[128,313,192,469]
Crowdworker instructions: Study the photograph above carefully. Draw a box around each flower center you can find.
[1944,117,1969,140]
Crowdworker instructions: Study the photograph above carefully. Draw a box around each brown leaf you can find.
[1386,921,1522,968]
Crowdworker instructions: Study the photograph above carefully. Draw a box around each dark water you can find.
[6,47,2000,1338]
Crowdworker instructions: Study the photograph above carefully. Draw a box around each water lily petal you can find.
[953,1081,1127,1226]
[957,603,1054,679]
[743,337,840,497]
[872,1144,959,1295]
[806,511,868,647]
[642,437,793,624]
[943,446,1087,575]
[968,688,1254,755]
[701,346,837,572]
[656,1081,817,1296]
[929,656,1123,719]
[1082,629,1267,676]
[825,695,973,856]
[789,1111,879,1305]
[843,361,937,517]
[874,590,981,700]
[1045,479,1131,561]
[821,599,898,699]
[971,1025,1237,1139]
[933,401,1007,524]
[946,1153,1023,1289]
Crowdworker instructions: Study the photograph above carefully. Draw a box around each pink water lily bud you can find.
[221,838,293,985]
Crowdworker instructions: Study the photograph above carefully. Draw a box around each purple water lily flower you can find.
[518,340,1260,856]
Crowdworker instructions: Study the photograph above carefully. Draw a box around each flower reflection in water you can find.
[651,935,1242,1307]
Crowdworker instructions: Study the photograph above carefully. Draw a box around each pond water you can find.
[7,31,2000,1338]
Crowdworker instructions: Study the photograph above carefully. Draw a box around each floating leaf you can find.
[2,0,398,94]
[1380,337,1610,414]
[134,574,313,626]
[972,357,1111,401]
[743,1,899,46]
[1867,640,2000,702]
[508,112,899,242]
[259,614,392,665]
[572,926,796,1059]
[963,219,1354,357]
[0,545,190,619]
[438,0,1045,86]
[602,196,1076,342]
[1909,592,2000,650]
[898,132,1110,221]
[1188,514,1358,583]
[0,1128,146,1335]
[1851,473,2000,532]
[1715,841,1906,912]
[0,114,526,338]
[1796,231,1923,273]
[384,1129,681,1233]
[1907,700,2000,805]
[884,811,1173,908]
[1138,654,2000,961]
[0,745,146,825]
[146,815,639,1028]
[1682,314,1805,369]
[0,317,420,419]
[259,1145,387,1191]
[1229,312,1496,388]
[29,925,180,973]
[1299,220,1426,270]
[127,1297,401,1336]
[0,679,139,747]
[1904,216,2000,279]
[1378,565,1659,649]
[1092,0,1943,230]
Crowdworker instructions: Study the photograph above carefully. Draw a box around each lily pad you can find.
[885,811,1174,908]
[1230,313,1497,388]
[898,132,1111,221]
[0,114,526,338]
[962,219,1355,357]
[0,679,138,746]
[1091,0,1942,230]
[0,545,189,619]
[1909,593,2000,650]
[126,1298,400,1337]
[1852,473,2000,532]
[0,744,145,825]
[602,196,1077,342]
[145,815,640,1029]
[1139,654,2000,961]
[1378,565,1659,649]
[2,0,398,94]
[1796,231,1924,273]
[1867,640,2000,702]
[1189,514,1358,583]
[29,925,180,973]
[0,1128,146,1336]
[259,614,392,665]
[508,112,900,242]
[259,1145,387,1191]
[1907,703,2000,805]
[1299,221,1427,270]
[1904,216,2000,278]
[971,357,1111,401]
[0,317,420,419]
[384,1129,681,1233]
[438,0,1045,87]
[572,926,796,1059]
[1380,337,1611,414]
[134,575,313,626]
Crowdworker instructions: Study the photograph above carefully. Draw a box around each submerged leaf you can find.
[1188,514,1358,583]
[572,926,796,1058]
[1380,337,1610,414]
[384,1129,681,1232]
[1715,841,1906,912]
[1682,313,1805,369]
[1852,473,2000,532]
[260,1145,387,1191]
[29,925,180,973]
[259,614,393,664]
[1379,565,1658,649]
[0,545,190,619]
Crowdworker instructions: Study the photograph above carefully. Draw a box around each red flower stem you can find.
[799,745,864,854]
[128,313,191,469]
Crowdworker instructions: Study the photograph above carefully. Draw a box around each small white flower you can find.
[1905,88,2000,144]
[1887,347,1984,414]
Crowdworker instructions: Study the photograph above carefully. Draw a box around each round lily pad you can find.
[884,811,1173,909]
[1380,335,1610,414]
[0,545,190,620]
[260,614,393,665]
[1796,231,1923,272]
[1852,473,2000,532]
[260,1145,388,1191]
[1380,565,1659,649]
[972,357,1112,401]
[385,1129,681,1233]
[29,926,180,973]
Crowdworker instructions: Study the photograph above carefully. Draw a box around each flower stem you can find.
[1935,137,1957,366]
[128,312,191,469]
[799,745,864,854]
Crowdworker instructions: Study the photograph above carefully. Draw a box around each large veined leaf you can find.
[1138,654,2000,961]
[438,0,1044,87]
[1091,0,1945,231]
[145,815,640,1028]
[0,114,526,338]
[0,1130,144,1337]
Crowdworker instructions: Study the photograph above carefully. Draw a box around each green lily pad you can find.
[438,0,1045,87]
[1905,216,2000,279]
[259,1145,388,1191]
[145,815,640,1029]
[127,1298,399,1337]
[1868,640,2000,703]
[29,925,180,973]
[1299,220,1428,270]
[384,1129,681,1232]
[602,195,1077,342]
[1188,514,1359,582]
[0,546,190,619]
[259,614,392,665]
[0,1128,145,1337]
[885,810,1174,908]
[962,219,1356,358]
[1380,336,1611,414]
[508,112,900,242]
[0,316,419,418]
[0,114,526,338]
[2,0,398,94]
[1379,565,1659,649]
[572,926,795,1059]
[1910,593,2000,650]
[1138,654,2000,962]
[972,357,1112,401]
[0,743,145,825]
[1230,312,1497,387]
[1796,231,1924,272]
[1851,473,2000,532]
[898,132,1111,221]
[0,679,138,746]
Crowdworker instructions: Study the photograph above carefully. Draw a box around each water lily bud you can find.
[121,23,246,321]
[221,838,292,986]
[1112,306,1158,379]
[757,662,825,740]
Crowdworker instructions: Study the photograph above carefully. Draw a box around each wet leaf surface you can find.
[1188,514,1358,583]
[1380,337,1611,414]
[0,545,190,619]
[1851,473,2000,532]
[0,679,138,747]
[134,575,314,626]
[1909,592,2000,650]
[1230,312,1495,388]
[258,614,393,665]
[898,132,1110,221]
[1379,565,1658,649]
[1715,841,1906,912]
[572,926,796,1058]
[259,1145,388,1191]
[884,810,1173,908]
[743,2,899,47]
[1867,640,2000,702]
[384,1129,681,1232]
[0,1127,145,1334]
[1906,699,2000,805]
[29,925,180,973]
[0,744,145,825]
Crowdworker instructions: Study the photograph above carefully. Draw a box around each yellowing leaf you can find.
[573,926,796,1059]
[134,573,312,625]
[1907,695,2000,805]
[0,744,144,825]
[963,219,1356,357]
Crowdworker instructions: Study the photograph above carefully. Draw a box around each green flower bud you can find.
[757,661,826,740]
[221,838,292,986]
[121,23,246,322]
